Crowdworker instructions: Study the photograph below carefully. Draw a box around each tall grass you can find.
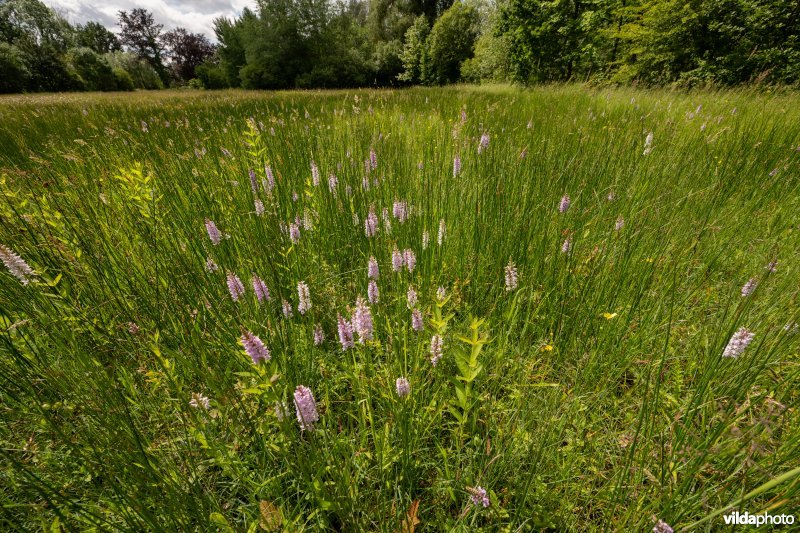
[0,85,798,531]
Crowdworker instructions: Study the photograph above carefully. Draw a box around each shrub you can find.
[104,51,163,90]
[68,47,118,91]
[112,68,135,91]
[195,62,229,89]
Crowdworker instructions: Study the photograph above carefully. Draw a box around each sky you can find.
[43,0,254,40]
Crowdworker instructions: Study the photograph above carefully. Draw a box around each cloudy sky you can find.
[44,0,254,39]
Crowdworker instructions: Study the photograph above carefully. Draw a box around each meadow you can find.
[0,85,798,531]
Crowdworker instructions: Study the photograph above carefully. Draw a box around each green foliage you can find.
[210,0,474,88]
[75,21,120,54]
[448,317,488,428]
[369,38,405,85]
[0,0,168,93]
[117,8,168,83]
[301,6,372,88]
[2,0,800,92]
[104,51,164,90]
[621,0,800,86]
[460,23,512,83]
[26,44,82,91]
[0,0,75,53]
[500,0,609,82]
[425,2,479,84]
[213,13,252,88]
[366,0,418,82]
[112,67,135,91]
[195,60,229,89]
[236,0,326,89]
[216,0,376,89]
[67,47,117,91]
[398,15,430,83]
[0,42,28,93]
[499,0,800,86]
[367,0,417,44]
[0,0,83,92]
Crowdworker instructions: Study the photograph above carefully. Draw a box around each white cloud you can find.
[43,0,255,40]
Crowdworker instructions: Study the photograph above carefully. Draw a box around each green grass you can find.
[0,85,798,531]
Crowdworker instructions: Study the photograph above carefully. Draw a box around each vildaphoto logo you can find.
[723,511,795,527]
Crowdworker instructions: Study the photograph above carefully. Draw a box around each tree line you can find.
[1,0,798,94]
[0,0,214,92]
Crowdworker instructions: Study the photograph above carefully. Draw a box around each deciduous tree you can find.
[117,8,166,82]
[162,27,214,81]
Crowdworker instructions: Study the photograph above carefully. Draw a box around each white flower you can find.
[643,131,654,155]
[189,393,210,410]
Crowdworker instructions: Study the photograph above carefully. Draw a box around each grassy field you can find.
[0,85,799,531]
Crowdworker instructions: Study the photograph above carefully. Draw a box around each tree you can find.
[195,58,229,89]
[398,15,430,83]
[366,0,417,83]
[615,0,800,86]
[213,11,255,87]
[500,0,611,83]
[111,66,135,91]
[75,21,120,54]
[117,9,166,82]
[0,0,74,52]
[67,47,117,91]
[235,0,332,89]
[26,44,81,91]
[0,42,29,93]
[0,0,81,92]
[298,2,371,88]
[745,0,800,84]
[425,2,479,84]
[460,11,512,83]
[412,0,456,23]
[161,27,215,81]
[105,50,163,89]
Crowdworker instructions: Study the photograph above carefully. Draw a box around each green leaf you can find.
[447,406,464,423]
[454,382,467,406]
[209,512,234,531]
